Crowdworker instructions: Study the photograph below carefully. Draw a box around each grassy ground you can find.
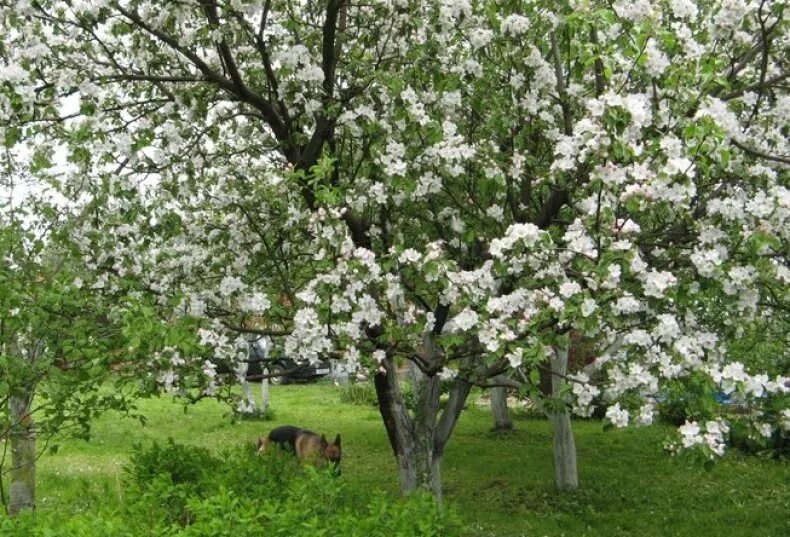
[25,383,790,536]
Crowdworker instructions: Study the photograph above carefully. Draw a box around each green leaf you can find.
[4,125,20,147]
[529,368,540,386]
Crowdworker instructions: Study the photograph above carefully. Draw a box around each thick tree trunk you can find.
[547,346,578,491]
[490,386,514,431]
[9,391,35,515]
[406,362,443,501]
[373,347,471,503]
[396,442,443,501]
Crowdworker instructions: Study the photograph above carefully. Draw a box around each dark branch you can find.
[731,139,790,165]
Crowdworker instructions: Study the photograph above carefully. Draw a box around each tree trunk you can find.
[490,386,514,431]
[260,367,270,415]
[547,345,578,491]
[396,441,443,502]
[373,347,471,503]
[330,361,349,385]
[9,391,35,515]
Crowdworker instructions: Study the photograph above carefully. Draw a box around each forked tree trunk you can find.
[373,344,471,503]
[490,386,514,431]
[547,345,578,491]
[397,443,443,500]
[9,390,35,515]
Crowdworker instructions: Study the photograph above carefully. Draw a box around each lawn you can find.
[26,383,790,536]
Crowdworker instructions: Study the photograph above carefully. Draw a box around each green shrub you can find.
[1,441,464,536]
[727,395,790,460]
[657,374,718,426]
[0,509,138,537]
[127,438,220,487]
[339,382,379,406]
[657,376,789,460]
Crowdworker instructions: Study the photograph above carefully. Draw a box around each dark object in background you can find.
[246,338,331,385]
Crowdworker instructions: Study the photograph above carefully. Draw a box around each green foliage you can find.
[727,394,790,461]
[727,320,789,377]
[338,379,457,413]
[657,374,718,426]
[339,382,379,407]
[2,438,463,536]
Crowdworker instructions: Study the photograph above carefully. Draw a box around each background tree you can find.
[490,386,514,432]
[0,186,204,513]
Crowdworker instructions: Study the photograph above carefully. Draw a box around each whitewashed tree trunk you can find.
[9,390,35,515]
[547,345,578,491]
[240,376,255,412]
[260,367,270,415]
[330,360,349,385]
[490,386,514,431]
[7,338,43,515]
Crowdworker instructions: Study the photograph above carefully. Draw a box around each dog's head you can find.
[321,434,342,474]
[256,436,269,454]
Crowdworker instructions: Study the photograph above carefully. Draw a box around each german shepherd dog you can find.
[258,425,342,474]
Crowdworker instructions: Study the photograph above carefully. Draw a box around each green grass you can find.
[21,384,790,536]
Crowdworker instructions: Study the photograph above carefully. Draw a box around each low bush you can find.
[727,394,790,461]
[339,382,378,407]
[1,441,464,537]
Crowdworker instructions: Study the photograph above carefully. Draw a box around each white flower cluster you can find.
[219,275,245,297]
[613,0,655,23]
[489,223,543,257]
[285,308,333,365]
[606,403,630,427]
[670,0,699,20]
[500,15,531,36]
[678,420,730,457]
[570,372,601,417]
[239,292,271,314]
[202,360,218,396]
[644,39,670,77]
[708,362,790,398]
[641,270,678,298]
[782,410,790,432]
[424,121,477,177]
[438,0,472,27]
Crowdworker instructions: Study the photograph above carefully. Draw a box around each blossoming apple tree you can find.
[1,0,788,499]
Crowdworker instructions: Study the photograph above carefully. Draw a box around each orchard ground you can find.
[31,383,790,537]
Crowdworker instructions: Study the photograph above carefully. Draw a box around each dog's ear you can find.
[320,434,328,448]
[334,434,341,447]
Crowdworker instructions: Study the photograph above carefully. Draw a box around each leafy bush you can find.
[657,375,790,460]
[0,511,138,537]
[1,441,464,536]
[726,394,790,461]
[127,438,217,488]
[657,374,718,426]
[339,382,379,406]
